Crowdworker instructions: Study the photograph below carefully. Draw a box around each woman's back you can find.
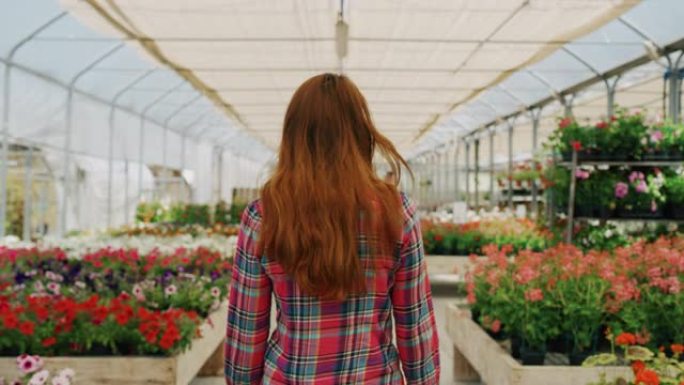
[224,74,440,384]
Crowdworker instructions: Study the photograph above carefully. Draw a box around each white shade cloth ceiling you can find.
[57,0,645,157]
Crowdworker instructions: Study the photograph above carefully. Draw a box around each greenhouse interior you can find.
[2,0,684,384]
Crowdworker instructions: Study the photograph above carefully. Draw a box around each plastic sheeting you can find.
[59,0,640,151]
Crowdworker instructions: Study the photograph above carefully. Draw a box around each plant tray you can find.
[0,301,228,385]
[446,303,632,385]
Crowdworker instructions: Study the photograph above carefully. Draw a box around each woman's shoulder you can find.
[239,199,263,227]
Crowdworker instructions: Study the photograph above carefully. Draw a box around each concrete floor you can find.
[193,283,479,385]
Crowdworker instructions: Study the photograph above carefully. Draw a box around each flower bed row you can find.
[467,239,684,366]
[549,110,684,161]
[135,201,246,227]
[422,218,551,255]
[0,246,231,356]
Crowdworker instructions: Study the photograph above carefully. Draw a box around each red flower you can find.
[571,141,583,152]
[595,121,609,129]
[671,343,684,354]
[631,360,645,375]
[19,321,35,336]
[635,368,660,385]
[42,337,57,347]
[3,313,19,329]
[434,234,443,242]
[615,332,637,346]
[559,117,573,129]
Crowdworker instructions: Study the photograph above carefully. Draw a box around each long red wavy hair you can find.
[259,73,410,300]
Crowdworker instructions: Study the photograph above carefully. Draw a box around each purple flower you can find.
[210,271,220,281]
[615,182,629,199]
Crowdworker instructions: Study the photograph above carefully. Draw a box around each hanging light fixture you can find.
[335,0,348,73]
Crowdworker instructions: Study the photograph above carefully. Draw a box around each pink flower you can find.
[58,369,74,380]
[210,287,221,298]
[524,288,544,302]
[491,319,502,333]
[635,180,648,194]
[132,284,145,301]
[164,285,177,296]
[650,130,663,143]
[514,265,539,285]
[629,171,645,183]
[17,355,42,375]
[46,282,60,295]
[575,169,590,180]
[615,182,629,199]
[651,200,657,212]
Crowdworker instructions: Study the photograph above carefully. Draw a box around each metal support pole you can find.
[454,143,460,202]
[60,43,124,236]
[107,69,156,228]
[563,95,575,119]
[667,53,684,123]
[22,146,33,240]
[138,118,145,203]
[1,12,67,237]
[530,108,542,218]
[124,158,129,225]
[464,140,471,208]
[136,80,186,203]
[605,76,620,118]
[474,138,480,209]
[489,129,495,209]
[507,122,514,212]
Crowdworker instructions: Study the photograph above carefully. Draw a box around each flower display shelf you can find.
[0,301,228,385]
[446,303,632,385]
[559,150,684,243]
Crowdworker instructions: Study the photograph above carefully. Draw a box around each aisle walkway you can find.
[192,285,479,385]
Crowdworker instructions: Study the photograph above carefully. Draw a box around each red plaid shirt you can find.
[224,194,440,384]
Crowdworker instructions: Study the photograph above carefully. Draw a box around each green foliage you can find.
[665,176,684,206]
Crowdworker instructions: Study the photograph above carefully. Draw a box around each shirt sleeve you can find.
[391,196,441,385]
[225,202,272,384]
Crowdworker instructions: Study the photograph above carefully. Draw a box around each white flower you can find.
[164,285,177,296]
[51,376,71,385]
[33,281,45,292]
[210,287,221,298]
[74,281,86,289]
[57,369,74,380]
[604,230,613,238]
[28,370,49,385]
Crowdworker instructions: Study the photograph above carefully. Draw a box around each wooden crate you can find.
[446,303,633,385]
[0,301,227,385]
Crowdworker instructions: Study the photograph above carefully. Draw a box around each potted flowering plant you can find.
[665,175,684,219]
[609,110,648,161]
[614,171,666,218]
[645,122,684,160]
[584,333,684,385]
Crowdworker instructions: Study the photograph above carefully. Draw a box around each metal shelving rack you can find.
[561,150,684,243]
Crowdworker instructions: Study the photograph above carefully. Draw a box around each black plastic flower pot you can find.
[668,150,684,160]
[520,344,546,365]
[547,334,569,353]
[642,151,670,161]
[616,206,664,219]
[568,351,592,366]
[574,204,593,218]
[668,203,684,219]
[510,334,522,359]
